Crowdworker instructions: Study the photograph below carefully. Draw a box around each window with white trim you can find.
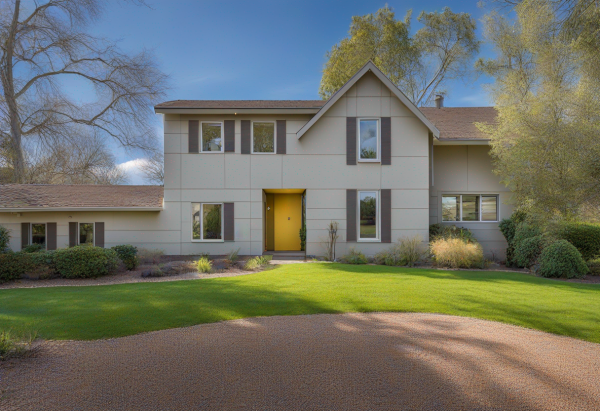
[192,203,223,241]
[31,223,46,246]
[358,118,380,161]
[201,122,223,152]
[442,195,498,222]
[252,121,275,153]
[79,223,94,245]
[359,191,379,240]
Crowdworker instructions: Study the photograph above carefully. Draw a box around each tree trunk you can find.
[1,0,23,183]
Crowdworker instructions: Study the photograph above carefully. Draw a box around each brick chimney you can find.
[434,94,444,109]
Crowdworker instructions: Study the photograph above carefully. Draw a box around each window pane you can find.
[192,203,201,240]
[442,196,460,221]
[253,122,274,153]
[359,191,377,239]
[203,204,222,240]
[482,196,498,221]
[79,223,94,245]
[462,195,480,221]
[31,224,45,245]
[359,119,378,159]
[202,123,222,152]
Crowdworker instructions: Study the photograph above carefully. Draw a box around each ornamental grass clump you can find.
[430,238,485,269]
[340,248,368,264]
[374,236,425,267]
[243,256,271,270]
[196,257,212,273]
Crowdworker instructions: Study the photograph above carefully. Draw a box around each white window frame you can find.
[251,120,276,154]
[441,194,499,223]
[30,223,47,250]
[191,202,224,242]
[357,190,380,242]
[78,222,96,246]
[200,121,224,153]
[357,118,381,163]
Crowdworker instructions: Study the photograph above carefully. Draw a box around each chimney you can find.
[434,94,444,109]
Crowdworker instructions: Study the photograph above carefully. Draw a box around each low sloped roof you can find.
[155,100,326,109]
[420,107,497,140]
[0,185,164,210]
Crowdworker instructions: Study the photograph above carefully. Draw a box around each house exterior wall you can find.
[430,144,513,259]
[0,208,180,253]
[161,71,431,257]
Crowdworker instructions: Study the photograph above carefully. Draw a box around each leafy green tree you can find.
[476,0,600,221]
[319,6,480,105]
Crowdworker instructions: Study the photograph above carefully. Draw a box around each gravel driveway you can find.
[2,313,599,410]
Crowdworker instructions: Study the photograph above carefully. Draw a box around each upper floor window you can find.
[201,122,223,152]
[442,195,498,222]
[252,121,275,153]
[359,191,379,241]
[358,118,379,162]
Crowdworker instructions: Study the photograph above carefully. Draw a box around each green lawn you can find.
[1,263,599,342]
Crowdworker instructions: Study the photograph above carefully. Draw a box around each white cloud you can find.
[117,158,149,185]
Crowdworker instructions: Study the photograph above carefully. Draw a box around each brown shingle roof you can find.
[0,185,164,209]
[155,100,327,109]
[420,107,497,140]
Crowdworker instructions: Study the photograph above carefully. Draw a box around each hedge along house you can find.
[0,62,511,258]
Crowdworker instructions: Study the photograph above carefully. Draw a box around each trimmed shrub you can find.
[514,235,546,268]
[499,210,529,267]
[0,253,34,283]
[429,224,476,243]
[196,257,212,273]
[54,246,119,279]
[513,223,542,246]
[22,243,45,253]
[537,240,588,279]
[340,248,368,264]
[552,222,600,261]
[430,238,485,269]
[111,244,139,270]
[587,258,600,276]
[0,225,10,253]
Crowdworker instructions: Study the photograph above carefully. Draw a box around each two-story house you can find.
[0,62,511,258]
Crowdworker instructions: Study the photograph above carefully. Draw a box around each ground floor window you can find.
[79,223,94,245]
[192,203,223,241]
[31,223,46,246]
[442,194,498,222]
[359,191,379,240]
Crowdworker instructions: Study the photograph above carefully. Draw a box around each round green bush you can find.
[54,246,120,279]
[513,235,546,268]
[537,240,589,279]
[111,244,139,271]
[553,222,600,261]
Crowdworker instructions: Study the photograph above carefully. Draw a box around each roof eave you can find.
[296,61,440,140]
[0,206,164,212]
[154,107,322,115]
[433,139,491,145]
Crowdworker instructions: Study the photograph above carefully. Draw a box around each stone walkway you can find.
[1,313,599,410]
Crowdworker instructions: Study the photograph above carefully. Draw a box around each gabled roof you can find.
[296,61,440,139]
[0,185,164,211]
[155,100,326,109]
[420,107,496,140]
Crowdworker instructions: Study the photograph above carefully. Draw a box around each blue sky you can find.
[80,0,498,182]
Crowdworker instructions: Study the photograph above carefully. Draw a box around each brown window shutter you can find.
[189,120,199,153]
[276,120,286,154]
[381,189,392,243]
[47,223,57,250]
[346,189,357,242]
[224,203,234,241]
[381,117,391,165]
[69,222,78,247]
[95,222,105,248]
[21,222,30,249]
[224,120,235,152]
[346,117,357,165]
[241,120,251,154]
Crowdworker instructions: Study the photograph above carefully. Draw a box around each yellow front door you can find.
[274,194,302,251]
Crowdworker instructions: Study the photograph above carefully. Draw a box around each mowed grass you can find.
[1,263,599,342]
